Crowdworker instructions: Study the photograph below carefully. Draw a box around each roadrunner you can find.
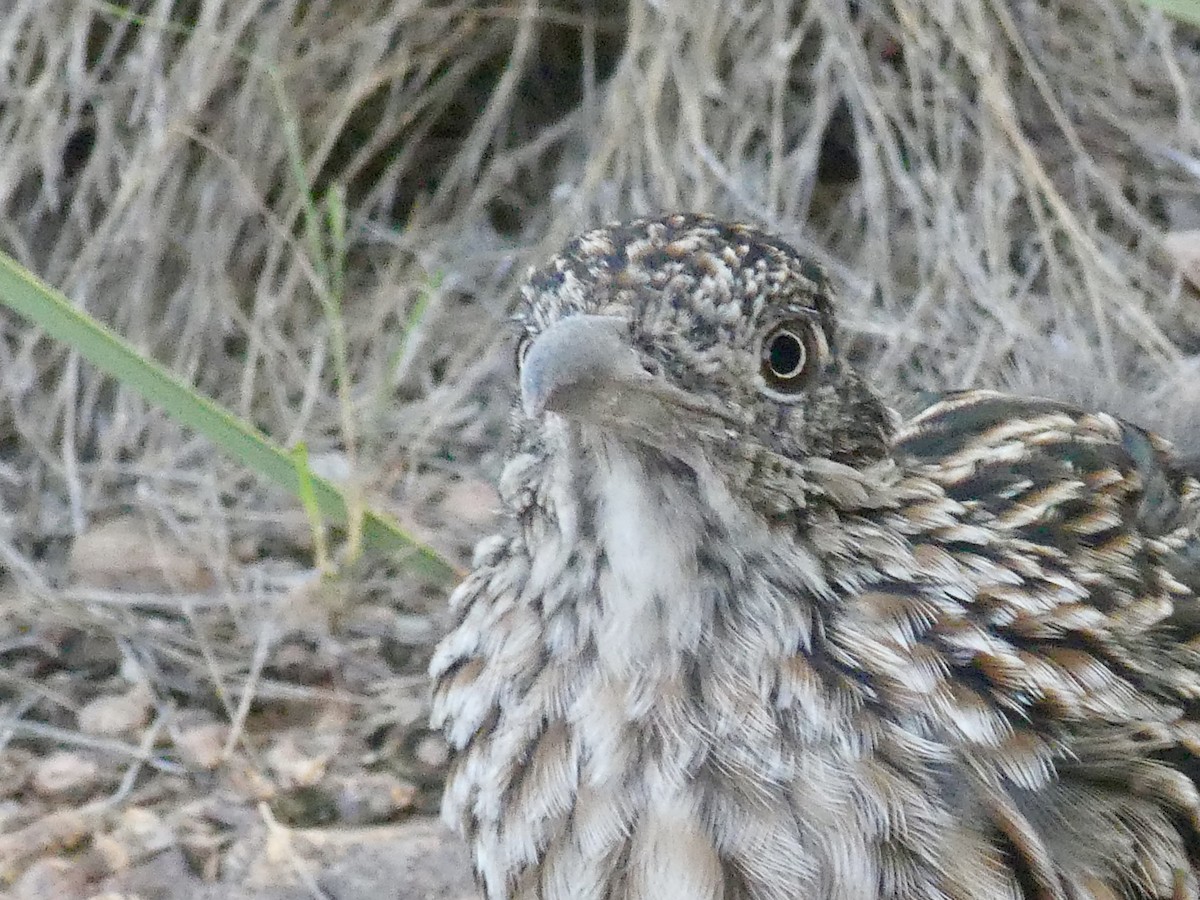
[431,214,1200,899]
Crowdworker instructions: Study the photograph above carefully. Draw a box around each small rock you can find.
[313,702,353,736]
[68,515,214,593]
[0,809,94,882]
[265,739,331,787]
[54,628,123,679]
[269,785,339,828]
[13,857,91,900]
[307,451,352,483]
[0,799,24,833]
[94,846,198,898]
[334,771,419,825]
[32,752,101,801]
[93,807,175,872]
[177,825,223,882]
[77,685,152,738]
[440,477,501,527]
[391,614,435,646]
[174,722,229,771]
[312,818,478,900]
[412,734,450,770]
[382,615,436,668]
[226,763,276,802]
[265,640,334,685]
[340,603,396,641]
[385,696,427,731]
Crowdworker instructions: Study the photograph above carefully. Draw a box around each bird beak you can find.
[520,315,651,419]
[519,314,728,447]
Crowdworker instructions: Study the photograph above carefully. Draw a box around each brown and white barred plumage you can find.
[430,214,1200,899]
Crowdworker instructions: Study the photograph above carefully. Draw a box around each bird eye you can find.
[760,321,816,396]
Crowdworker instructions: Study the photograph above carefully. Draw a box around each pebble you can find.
[0,809,94,882]
[13,857,90,900]
[174,722,229,771]
[333,771,419,825]
[265,737,331,789]
[93,807,175,872]
[412,734,450,770]
[440,477,502,527]
[68,515,214,593]
[77,685,152,738]
[31,752,101,801]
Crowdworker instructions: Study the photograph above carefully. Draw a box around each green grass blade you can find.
[269,68,329,289]
[1137,0,1200,26]
[0,250,459,583]
[290,442,331,574]
[325,187,348,305]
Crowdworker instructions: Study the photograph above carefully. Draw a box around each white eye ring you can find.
[759,320,818,400]
[515,334,534,370]
[765,329,806,379]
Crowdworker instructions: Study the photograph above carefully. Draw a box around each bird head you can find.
[515,214,892,472]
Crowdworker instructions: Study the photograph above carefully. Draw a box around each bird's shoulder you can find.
[882,388,1200,678]
[865,389,1200,893]
[892,387,1199,554]
[846,386,1200,750]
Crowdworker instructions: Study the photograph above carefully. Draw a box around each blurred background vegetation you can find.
[0,1,1199,897]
